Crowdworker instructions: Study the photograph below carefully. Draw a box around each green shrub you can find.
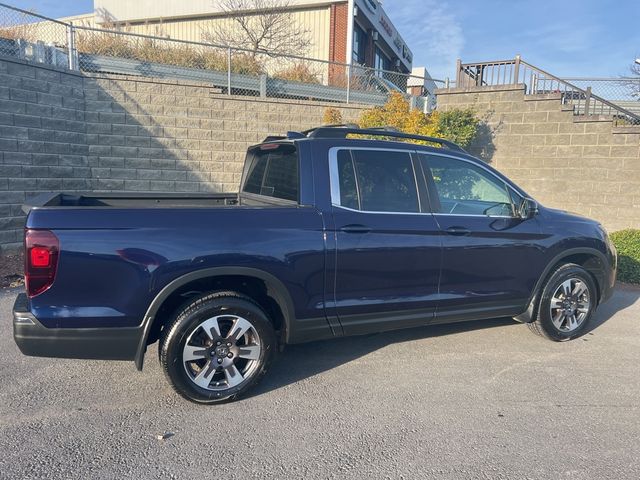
[358,93,480,148]
[610,229,640,284]
[436,108,480,149]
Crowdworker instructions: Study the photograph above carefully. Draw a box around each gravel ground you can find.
[0,253,23,289]
[0,285,639,480]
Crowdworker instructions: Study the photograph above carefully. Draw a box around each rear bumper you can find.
[13,293,141,361]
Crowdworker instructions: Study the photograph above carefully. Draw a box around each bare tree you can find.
[203,0,312,57]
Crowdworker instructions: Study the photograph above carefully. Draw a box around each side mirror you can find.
[519,198,539,220]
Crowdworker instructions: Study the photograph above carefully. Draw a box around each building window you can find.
[374,47,390,76]
[352,23,366,64]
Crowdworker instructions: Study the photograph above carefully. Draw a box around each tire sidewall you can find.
[162,295,276,404]
[538,265,597,341]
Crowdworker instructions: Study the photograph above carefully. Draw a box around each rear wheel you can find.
[160,291,276,404]
[527,263,597,341]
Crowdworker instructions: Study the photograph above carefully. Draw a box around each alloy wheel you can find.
[182,315,262,391]
[549,278,591,332]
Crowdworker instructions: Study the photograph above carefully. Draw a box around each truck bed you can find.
[22,192,239,213]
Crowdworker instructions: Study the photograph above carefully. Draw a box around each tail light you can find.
[24,229,59,297]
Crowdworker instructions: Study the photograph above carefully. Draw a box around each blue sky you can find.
[385,0,640,80]
[12,0,640,80]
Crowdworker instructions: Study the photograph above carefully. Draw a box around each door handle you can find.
[445,226,472,236]
[340,224,371,234]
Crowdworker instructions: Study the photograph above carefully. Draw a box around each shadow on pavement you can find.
[254,285,639,397]
[584,282,640,334]
[254,317,514,397]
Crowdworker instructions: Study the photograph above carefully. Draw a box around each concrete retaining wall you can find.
[2,57,638,252]
[436,84,640,231]
[0,56,367,251]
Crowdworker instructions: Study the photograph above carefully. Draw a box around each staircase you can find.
[455,56,640,126]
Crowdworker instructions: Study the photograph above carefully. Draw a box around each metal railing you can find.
[455,56,640,126]
[0,2,443,109]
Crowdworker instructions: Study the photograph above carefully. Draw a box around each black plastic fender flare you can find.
[515,246,610,323]
[134,266,296,370]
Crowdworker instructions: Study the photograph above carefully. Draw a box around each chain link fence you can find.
[73,25,438,108]
[563,78,640,102]
[0,2,441,110]
[0,3,70,68]
[562,78,640,115]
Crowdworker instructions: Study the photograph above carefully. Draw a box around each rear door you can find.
[328,147,442,336]
[418,152,544,322]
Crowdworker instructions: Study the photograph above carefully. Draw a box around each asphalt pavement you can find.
[1,285,639,480]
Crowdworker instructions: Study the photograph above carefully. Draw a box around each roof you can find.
[92,0,345,24]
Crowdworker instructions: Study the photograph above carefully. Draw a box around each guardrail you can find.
[455,56,640,126]
[79,53,394,105]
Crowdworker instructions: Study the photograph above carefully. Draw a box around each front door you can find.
[329,148,442,336]
[418,152,545,323]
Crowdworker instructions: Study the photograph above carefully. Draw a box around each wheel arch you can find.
[516,247,608,323]
[134,267,296,370]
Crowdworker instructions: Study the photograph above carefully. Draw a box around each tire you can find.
[527,263,598,341]
[160,291,277,404]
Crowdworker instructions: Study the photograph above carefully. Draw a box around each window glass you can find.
[420,154,513,216]
[374,47,389,77]
[336,150,419,213]
[353,24,366,64]
[242,146,299,202]
[337,150,359,209]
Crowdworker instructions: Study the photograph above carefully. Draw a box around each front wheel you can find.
[527,263,598,341]
[160,291,276,404]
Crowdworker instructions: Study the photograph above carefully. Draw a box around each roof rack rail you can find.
[262,135,287,142]
[305,126,466,152]
[301,123,359,136]
[261,125,358,142]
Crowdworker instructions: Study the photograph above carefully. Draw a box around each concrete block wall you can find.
[0,56,368,251]
[436,84,640,232]
[0,59,88,248]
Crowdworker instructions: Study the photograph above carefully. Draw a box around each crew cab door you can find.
[417,152,544,322]
[328,147,442,336]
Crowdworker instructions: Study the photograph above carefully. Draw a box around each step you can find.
[572,115,615,123]
[612,125,640,134]
[524,92,562,101]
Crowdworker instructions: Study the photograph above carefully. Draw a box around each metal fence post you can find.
[455,59,461,87]
[66,24,78,71]
[584,86,592,116]
[513,54,521,84]
[259,74,267,98]
[346,64,351,104]
[227,47,232,96]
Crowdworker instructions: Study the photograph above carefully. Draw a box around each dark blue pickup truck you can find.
[13,126,617,403]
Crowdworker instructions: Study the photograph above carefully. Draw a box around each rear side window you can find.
[242,145,299,202]
[334,149,419,213]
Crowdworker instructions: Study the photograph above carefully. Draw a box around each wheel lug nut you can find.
[217,358,223,364]
[227,353,233,358]
[226,342,232,347]
[216,341,221,346]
